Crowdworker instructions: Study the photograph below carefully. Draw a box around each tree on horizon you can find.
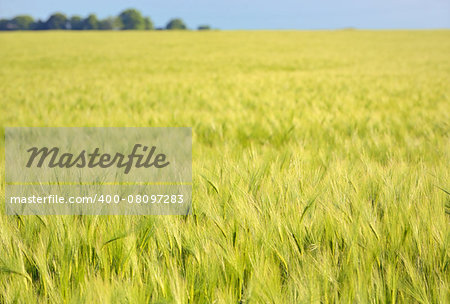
[119,9,145,30]
[166,18,187,30]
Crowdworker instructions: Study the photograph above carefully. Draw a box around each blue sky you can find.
[0,0,449,29]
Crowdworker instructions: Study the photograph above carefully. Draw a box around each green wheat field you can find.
[0,31,449,303]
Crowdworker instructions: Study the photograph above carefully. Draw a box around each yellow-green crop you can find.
[0,31,449,303]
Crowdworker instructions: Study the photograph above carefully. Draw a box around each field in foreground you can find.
[0,31,449,303]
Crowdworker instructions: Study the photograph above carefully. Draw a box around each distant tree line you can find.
[0,9,212,31]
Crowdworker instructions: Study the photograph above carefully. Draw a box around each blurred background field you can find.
[0,31,449,303]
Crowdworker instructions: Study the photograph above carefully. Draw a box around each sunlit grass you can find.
[0,31,449,303]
